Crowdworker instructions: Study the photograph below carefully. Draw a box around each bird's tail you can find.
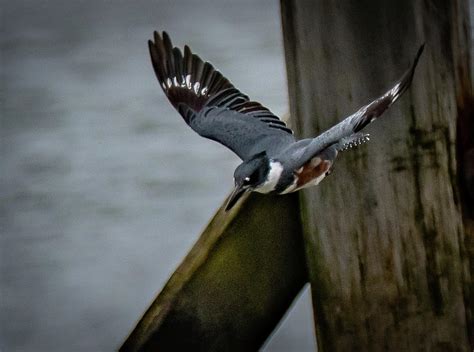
[336,133,370,152]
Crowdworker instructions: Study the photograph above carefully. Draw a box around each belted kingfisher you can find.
[148,32,423,211]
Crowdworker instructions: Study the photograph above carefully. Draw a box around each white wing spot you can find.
[185,74,192,89]
[194,82,201,95]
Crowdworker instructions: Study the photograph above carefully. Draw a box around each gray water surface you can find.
[1,1,315,351]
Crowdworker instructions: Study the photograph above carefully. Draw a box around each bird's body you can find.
[251,144,335,195]
[148,31,423,210]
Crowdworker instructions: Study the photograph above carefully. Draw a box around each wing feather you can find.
[148,31,294,160]
[296,44,424,165]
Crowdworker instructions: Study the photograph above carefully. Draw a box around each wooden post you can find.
[120,193,307,351]
[281,0,473,350]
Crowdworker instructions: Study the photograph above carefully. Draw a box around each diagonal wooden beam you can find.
[120,192,307,351]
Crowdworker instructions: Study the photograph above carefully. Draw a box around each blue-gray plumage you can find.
[148,31,423,210]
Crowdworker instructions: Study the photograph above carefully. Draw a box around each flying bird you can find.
[148,32,423,211]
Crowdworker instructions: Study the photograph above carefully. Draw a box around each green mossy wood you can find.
[120,193,307,351]
[281,0,473,350]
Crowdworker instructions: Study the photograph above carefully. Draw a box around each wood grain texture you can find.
[281,0,473,350]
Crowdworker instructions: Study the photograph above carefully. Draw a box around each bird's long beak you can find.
[225,184,248,211]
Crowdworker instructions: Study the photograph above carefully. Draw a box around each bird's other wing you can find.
[148,31,295,160]
[296,44,424,166]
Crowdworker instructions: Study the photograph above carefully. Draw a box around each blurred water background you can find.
[1,1,316,351]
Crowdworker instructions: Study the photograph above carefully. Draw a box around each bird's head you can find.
[225,151,270,211]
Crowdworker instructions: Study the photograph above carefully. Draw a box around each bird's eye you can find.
[243,176,251,184]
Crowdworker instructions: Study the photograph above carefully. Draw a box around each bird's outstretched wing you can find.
[148,31,295,161]
[296,44,424,165]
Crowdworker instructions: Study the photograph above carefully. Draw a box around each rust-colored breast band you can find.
[296,158,331,188]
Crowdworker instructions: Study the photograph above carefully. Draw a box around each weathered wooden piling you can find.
[281,0,473,350]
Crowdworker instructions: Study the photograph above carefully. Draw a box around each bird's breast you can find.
[254,160,284,194]
[280,156,332,194]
